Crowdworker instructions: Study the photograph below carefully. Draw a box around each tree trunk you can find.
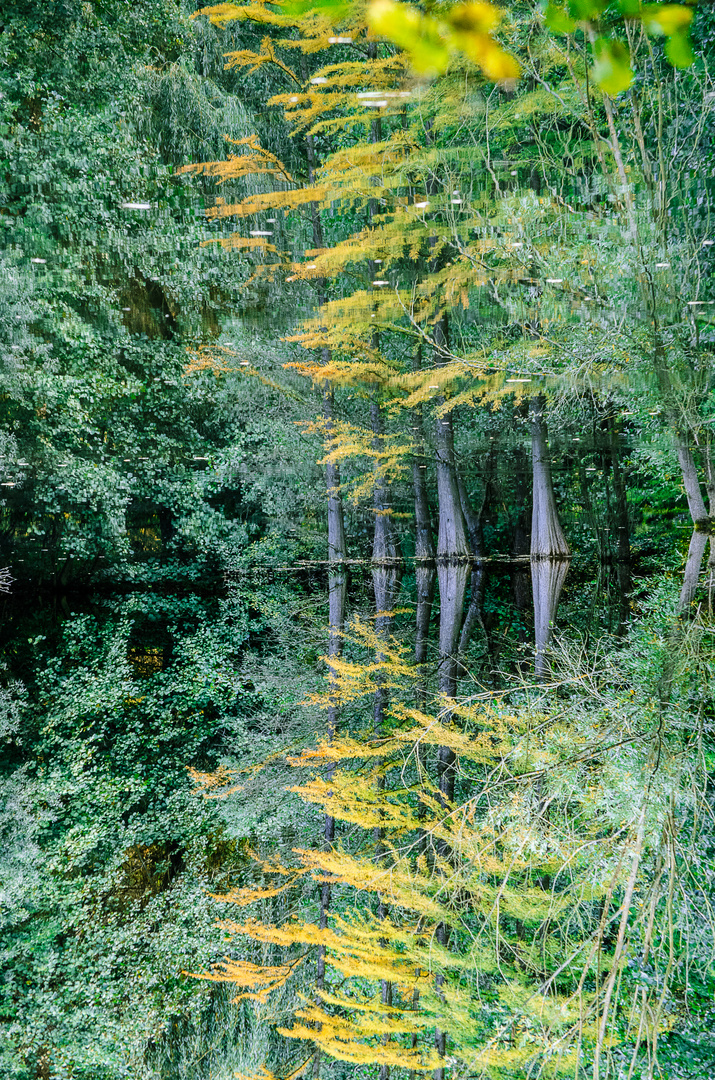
[676,435,709,527]
[677,528,708,616]
[415,565,435,711]
[323,383,346,563]
[371,398,398,564]
[435,323,470,560]
[411,348,435,562]
[659,529,708,707]
[609,420,632,634]
[511,445,532,618]
[433,559,468,1080]
[436,561,469,803]
[372,562,400,1080]
[413,449,435,562]
[305,119,347,567]
[651,336,710,529]
[529,397,570,558]
[316,565,346,995]
[456,473,484,559]
[456,476,486,664]
[531,558,569,681]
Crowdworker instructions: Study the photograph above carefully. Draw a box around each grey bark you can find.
[412,402,435,562]
[529,397,570,558]
[511,445,532,616]
[456,477,486,662]
[433,560,468,1080]
[373,564,401,727]
[371,398,399,564]
[413,450,435,562]
[531,558,569,681]
[410,562,435,1064]
[307,121,347,565]
[316,567,346,992]
[424,110,469,564]
[676,435,709,527]
[411,349,436,562]
[456,473,484,559]
[651,339,710,529]
[609,421,632,634]
[323,383,346,563]
[372,563,400,1080]
[435,323,470,560]
[436,561,469,804]
[705,443,715,519]
[415,565,436,711]
[659,529,708,708]
[677,528,708,616]
[458,566,486,662]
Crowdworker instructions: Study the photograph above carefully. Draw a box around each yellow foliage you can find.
[186,956,300,1003]
[179,134,295,184]
[280,1004,441,1069]
[234,1061,311,1080]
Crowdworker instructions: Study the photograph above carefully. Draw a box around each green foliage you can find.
[1,0,714,1077]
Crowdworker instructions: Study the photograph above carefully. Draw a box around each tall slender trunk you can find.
[372,398,398,564]
[676,528,708,617]
[705,443,715,519]
[304,119,347,567]
[706,444,715,586]
[675,435,708,527]
[412,347,435,562]
[423,116,469,563]
[323,381,346,563]
[529,397,570,558]
[436,562,469,801]
[456,473,484,559]
[415,565,435,712]
[315,567,346,997]
[456,475,486,663]
[652,338,710,528]
[310,101,346,1046]
[433,561,469,1080]
[434,322,469,560]
[413,561,436,834]
[422,112,468,1080]
[511,445,532,618]
[372,562,400,1080]
[659,528,708,716]
[409,562,435,1069]
[609,419,632,634]
[531,558,569,681]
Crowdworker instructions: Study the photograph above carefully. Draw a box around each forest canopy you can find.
[0,1,714,1079]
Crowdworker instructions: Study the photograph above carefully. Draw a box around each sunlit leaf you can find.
[457,31,521,79]
[568,0,607,19]
[282,0,352,21]
[544,2,577,34]
[449,2,500,34]
[641,3,692,36]
[665,28,695,67]
[368,0,450,76]
[368,0,519,81]
[592,37,634,95]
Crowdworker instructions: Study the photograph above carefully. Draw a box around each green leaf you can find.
[641,3,692,36]
[369,0,519,80]
[282,0,351,20]
[592,37,634,95]
[544,2,577,33]
[368,0,451,76]
[665,28,695,67]
[569,0,607,19]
